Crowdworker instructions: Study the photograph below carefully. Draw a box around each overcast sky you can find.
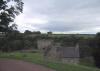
[15,0,100,34]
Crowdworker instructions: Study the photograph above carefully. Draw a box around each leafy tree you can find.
[24,30,32,34]
[91,32,100,68]
[47,31,52,35]
[32,31,41,34]
[0,0,23,32]
[7,30,20,40]
[24,40,32,49]
[0,0,23,52]
[9,23,18,31]
[24,30,41,35]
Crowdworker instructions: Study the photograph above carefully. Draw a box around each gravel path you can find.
[0,59,56,71]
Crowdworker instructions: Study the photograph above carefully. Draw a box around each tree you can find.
[47,31,52,35]
[9,23,18,31]
[24,30,32,34]
[0,0,23,32]
[91,32,100,68]
[0,0,23,52]
[32,31,41,34]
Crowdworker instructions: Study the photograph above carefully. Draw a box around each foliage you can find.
[0,0,24,52]
[91,32,100,68]
[0,29,23,51]
[24,30,32,34]
[0,0,23,31]
[80,57,95,67]
[24,30,41,35]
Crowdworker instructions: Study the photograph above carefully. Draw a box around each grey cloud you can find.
[17,0,100,34]
[39,21,98,32]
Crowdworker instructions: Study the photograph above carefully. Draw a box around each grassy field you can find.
[26,34,96,39]
[48,34,96,39]
[0,52,100,71]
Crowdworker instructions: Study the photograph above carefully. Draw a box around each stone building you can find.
[59,45,80,64]
[37,39,80,64]
[37,39,53,49]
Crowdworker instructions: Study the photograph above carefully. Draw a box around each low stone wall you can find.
[62,58,79,64]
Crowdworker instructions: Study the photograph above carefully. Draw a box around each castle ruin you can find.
[37,39,80,64]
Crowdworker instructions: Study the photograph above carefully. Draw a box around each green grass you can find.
[0,52,100,71]
[25,34,96,39]
[80,57,95,67]
[50,34,95,38]
[18,49,42,53]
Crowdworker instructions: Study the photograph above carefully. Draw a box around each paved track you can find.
[0,59,56,71]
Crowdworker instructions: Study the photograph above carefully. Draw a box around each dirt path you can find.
[0,59,56,71]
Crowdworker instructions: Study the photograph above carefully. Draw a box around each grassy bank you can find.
[0,52,100,71]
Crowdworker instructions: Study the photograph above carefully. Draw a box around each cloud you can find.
[15,0,100,34]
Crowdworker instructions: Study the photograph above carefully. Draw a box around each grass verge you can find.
[0,52,100,71]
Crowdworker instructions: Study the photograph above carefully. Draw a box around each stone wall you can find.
[37,39,53,49]
[62,58,79,64]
